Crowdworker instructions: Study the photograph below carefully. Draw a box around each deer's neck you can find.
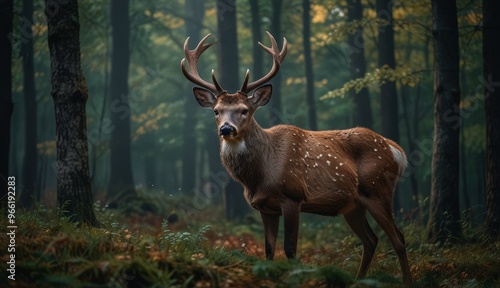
[219,120,271,188]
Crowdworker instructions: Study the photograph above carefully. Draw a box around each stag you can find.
[181,32,412,283]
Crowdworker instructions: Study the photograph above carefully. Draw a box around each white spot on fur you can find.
[326,160,331,166]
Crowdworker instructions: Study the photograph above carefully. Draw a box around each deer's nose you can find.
[220,123,236,136]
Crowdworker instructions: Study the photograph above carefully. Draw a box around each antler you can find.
[181,34,225,95]
[240,31,288,94]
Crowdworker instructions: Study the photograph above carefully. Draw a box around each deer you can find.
[181,31,412,283]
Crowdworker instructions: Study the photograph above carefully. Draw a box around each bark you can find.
[181,0,204,195]
[249,0,263,80]
[45,0,99,227]
[483,0,500,240]
[108,0,134,197]
[347,0,373,129]
[376,0,400,213]
[269,0,283,125]
[0,0,14,211]
[427,0,462,243]
[20,0,37,208]
[216,0,250,220]
[376,0,399,141]
[302,0,317,131]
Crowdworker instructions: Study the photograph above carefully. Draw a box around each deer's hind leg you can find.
[359,196,412,284]
[343,204,378,279]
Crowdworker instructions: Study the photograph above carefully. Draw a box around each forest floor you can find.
[1,195,500,288]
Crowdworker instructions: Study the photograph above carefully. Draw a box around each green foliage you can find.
[315,265,353,288]
[2,206,500,287]
[160,219,210,254]
[252,260,291,279]
[320,65,421,100]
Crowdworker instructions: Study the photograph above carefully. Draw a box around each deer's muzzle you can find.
[220,123,236,137]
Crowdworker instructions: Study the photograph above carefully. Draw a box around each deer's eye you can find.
[213,109,219,116]
[241,109,249,116]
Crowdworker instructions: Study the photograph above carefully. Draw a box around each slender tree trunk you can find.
[401,85,419,207]
[45,0,99,227]
[91,34,110,189]
[0,0,14,211]
[249,0,263,79]
[427,0,462,244]
[376,0,400,213]
[108,0,134,197]
[20,0,37,208]
[302,0,317,130]
[269,0,283,125]
[483,0,500,240]
[248,0,266,125]
[181,0,204,195]
[347,0,373,130]
[216,0,250,220]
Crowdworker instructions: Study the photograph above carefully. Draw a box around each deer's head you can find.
[181,32,287,143]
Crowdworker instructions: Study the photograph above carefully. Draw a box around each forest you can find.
[0,0,499,287]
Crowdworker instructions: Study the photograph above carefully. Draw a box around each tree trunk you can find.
[347,0,373,130]
[376,0,400,213]
[483,0,500,240]
[248,0,267,125]
[249,0,263,79]
[20,0,37,208]
[427,0,462,243]
[216,0,250,221]
[181,0,204,195]
[0,0,13,211]
[45,0,99,227]
[302,0,317,131]
[269,0,283,125]
[108,0,134,197]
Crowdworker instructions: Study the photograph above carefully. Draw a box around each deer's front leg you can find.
[260,212,279,260]
[281,200,300,259]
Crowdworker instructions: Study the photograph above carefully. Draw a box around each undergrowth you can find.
[1,202,499,288]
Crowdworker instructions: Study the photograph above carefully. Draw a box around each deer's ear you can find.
[250,84,272,107]
[193,87,216,108]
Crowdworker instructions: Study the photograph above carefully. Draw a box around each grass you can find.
[1,198,500,288]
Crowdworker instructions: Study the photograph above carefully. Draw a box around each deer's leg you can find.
[361,197,412,284]
[281,200,301,259]
[260,212,280,260]
[343,205,378,279]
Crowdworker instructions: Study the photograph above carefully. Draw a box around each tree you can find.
[20,0,37,208]
[181,0,204,195]
[483,0,500,240]
[216,0,250,220]
[108,0,134,197]
[45,0,99,226]
[347,0,373,129]
[427,0,462,243]
[302,0,317,130]
[269,0,283,125]
[377,0,401,213]
[376,0,399,141]
[0,0,13,211]
[248,0,263,80]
